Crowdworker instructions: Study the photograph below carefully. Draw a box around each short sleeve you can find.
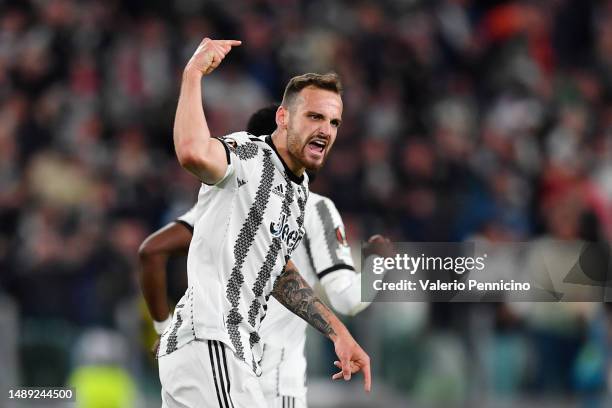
[175,202,201,231]
[214,133,262,186]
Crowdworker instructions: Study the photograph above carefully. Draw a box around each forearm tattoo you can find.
[272,265,336,337]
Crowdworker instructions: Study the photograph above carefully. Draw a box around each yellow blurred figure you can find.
[69,329,137,408]
[69,365,136,408]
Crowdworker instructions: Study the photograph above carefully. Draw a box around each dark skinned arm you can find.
[138,222,192,323]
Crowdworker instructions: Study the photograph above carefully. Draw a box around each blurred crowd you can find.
[1,0,612,405]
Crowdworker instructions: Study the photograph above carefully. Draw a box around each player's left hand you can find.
[331,334,371,392]
[363,234,393,258]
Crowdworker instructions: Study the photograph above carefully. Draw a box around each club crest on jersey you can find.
[221,136,237,151]
[270,212,304,253]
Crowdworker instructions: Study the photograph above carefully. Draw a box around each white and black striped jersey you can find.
[158,132,309,377]
[258,192,355,351]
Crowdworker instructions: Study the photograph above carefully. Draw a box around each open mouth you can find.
[307,139,327,154]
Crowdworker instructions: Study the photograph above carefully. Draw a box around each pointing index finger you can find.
[219,40,242,47]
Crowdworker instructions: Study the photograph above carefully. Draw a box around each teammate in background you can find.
[151,37,369,407]
[139,105,391,408]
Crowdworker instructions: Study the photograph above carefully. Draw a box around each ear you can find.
[276,106,288,129]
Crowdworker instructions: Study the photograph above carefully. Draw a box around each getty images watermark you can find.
[361,241,612,302]
[371,252,531,292]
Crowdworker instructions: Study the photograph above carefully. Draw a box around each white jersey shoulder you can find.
[175,132,261,228]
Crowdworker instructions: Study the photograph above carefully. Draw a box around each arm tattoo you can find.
[272,264,336,337]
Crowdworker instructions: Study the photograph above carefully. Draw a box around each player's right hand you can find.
[185,37,242,76]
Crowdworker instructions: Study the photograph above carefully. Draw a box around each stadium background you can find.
[1,0,612,406]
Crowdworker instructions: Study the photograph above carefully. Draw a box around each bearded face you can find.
[284,87,343,171]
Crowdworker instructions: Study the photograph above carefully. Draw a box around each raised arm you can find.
[174,38,241,184]
[271,260,372,392]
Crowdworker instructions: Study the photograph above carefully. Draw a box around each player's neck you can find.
[270,131,305,178]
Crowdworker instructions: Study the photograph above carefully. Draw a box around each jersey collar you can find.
[265,135,305,185]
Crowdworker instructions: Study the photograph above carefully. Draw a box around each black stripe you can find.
[201,138,233,186]
[235,142,259,160]
[317,263,355,279]
[215,137,231,164]
[225,150,275,362]
[213,341,231,408]
[174,219,194,233]
[248,178,294,327]
[260,344,266,365]
[219,342,235,408]
[283,396,286,408]
[164,312,183,354]
[291,397,294,408]
[295,185,307,239]
[247,236,281,327]
[208,340,225,408]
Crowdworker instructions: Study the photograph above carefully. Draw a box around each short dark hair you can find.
[281,73,343,108]
[246,104,279,136]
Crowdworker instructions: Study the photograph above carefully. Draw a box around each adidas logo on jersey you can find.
[272,184,284,198]
[237,178,247,187]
